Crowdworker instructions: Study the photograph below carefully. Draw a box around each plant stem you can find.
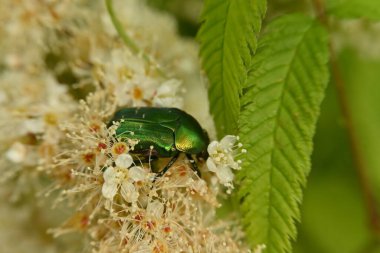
[104,0,167,77]
[105,0,139,54]
[313,0,380,236]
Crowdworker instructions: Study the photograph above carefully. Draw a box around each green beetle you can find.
[108,107,210,177]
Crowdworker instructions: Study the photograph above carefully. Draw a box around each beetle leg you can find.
[186,154,201,178]
[154,153,180,179]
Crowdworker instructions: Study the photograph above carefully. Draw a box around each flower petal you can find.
[103,166,117,183]
[129,166,148,182]
[215,165,234,184]
[102,182,118,200]
[206,158,218,173]
[220,135,237,149]
[115,153,133,168]
[121,181,138,203]
[207,141,219,155]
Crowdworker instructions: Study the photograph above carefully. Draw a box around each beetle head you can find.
[196,129,210,161]
[197,149,209,161]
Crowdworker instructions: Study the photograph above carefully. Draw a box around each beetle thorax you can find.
[175,124,208,154]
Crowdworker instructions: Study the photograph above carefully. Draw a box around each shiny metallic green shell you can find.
[109,107,209,157]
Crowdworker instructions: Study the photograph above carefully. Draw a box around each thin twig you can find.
[313,0,380,236]
[104,0,167,77]
[105,0,139,54]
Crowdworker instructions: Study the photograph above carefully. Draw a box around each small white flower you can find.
[206,135,243,188]
[102,154,149,202]
[98,48,160,108]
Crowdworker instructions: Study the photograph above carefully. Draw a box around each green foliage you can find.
[236,14,329,252]
[197,0,266,138]
[341,49,380,202]
[327,0,380,20]
[294,20,380,253]
[294,85,372,253]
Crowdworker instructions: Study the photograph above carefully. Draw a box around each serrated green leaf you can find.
[197,0,266,138]
[327,0,380,20]
[236,14,329,253]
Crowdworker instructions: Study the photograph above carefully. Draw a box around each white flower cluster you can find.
[102,154,150,202]
[92,48,185,109]
[46,92,248,252]
[0,0,250,252]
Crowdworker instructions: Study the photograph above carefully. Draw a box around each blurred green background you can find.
[294,48,380,253]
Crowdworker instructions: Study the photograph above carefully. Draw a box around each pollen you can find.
[132,86,143,100]
[134,214,143,223]
[111,142,129,155]
[162,226,171,233]
[97,142,107,151]
[89,123,101,133]
[145,220,156,230]
[153,242,168,253]
[44,112,58,125]
[81,152,95,164]
[80,215,89,229]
